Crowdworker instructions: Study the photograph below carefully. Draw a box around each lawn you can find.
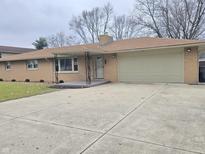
[0,82,55,102]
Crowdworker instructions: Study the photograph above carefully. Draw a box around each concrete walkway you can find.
[0,83,205,154]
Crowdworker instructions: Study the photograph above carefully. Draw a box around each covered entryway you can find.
[118,48,184,83]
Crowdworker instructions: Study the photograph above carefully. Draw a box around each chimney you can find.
[98,34,113,45]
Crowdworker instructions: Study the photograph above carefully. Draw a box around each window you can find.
[56,57,78,72]
[60,58,72,71]
[5,62,11,70]
[27,60,38,70]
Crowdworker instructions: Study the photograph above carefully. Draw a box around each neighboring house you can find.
[0,35,205,84]
[0,46,36,58]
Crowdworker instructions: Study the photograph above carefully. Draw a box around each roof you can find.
[0,44,103,61]
[0,46,36,54]
[102,37,205,52]
[1,37,205,62]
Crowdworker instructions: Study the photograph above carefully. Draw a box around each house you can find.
[0,46,36,58]
[0,35,205,84]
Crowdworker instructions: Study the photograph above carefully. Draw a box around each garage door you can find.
[118,48,184,83]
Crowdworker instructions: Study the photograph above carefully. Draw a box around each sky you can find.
[0,0,135,48]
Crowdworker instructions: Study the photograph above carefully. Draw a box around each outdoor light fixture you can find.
[186,48,192,53]
[112,53,117,58]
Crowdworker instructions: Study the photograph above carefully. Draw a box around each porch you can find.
[50,80,110,89]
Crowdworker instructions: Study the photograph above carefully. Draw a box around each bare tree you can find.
[82,7,102,43]
[135,0,163,37]
[110,15,139,40]
[47,32,76,48]
[69,17,89,44]
[135,0,205,39]
[103,2,113,34]
[69,3,113,44]
[182,0,205,39]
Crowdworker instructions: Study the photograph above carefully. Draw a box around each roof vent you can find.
[98,34,113,45]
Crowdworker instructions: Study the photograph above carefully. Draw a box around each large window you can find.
[5,62,11,70]
[56,57,78,72]
[27,60,38,70]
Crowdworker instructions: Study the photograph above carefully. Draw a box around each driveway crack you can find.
[108,134,204,154]
[79,84,166,154]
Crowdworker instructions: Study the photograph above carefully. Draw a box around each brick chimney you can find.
[98,34,113,45]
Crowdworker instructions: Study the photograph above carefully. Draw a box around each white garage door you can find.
[118,48,184,83]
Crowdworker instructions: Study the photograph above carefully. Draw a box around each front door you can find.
[96,56,104,79]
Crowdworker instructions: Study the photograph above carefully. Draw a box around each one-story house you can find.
[0,46,35,58]
[1,35,205,84]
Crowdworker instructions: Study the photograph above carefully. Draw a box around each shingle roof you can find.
[102,37,205,52]
[0,37,205,62]
[0,46,36,54]
[0,44,103,61]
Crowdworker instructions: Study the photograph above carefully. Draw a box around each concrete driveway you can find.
[0,83,205,154]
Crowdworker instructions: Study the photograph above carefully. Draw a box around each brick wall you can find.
[184,47,199,84]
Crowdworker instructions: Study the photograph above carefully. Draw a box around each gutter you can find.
[0,56,54,62]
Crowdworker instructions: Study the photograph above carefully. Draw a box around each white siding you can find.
[118,48,184,83]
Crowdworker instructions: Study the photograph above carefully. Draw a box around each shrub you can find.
[59,80,64,83]
[0,78,3,81]
[40,80,44,83]
[11,79,16,82]
[25,79,30,82]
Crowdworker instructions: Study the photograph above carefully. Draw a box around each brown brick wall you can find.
[57,56,86,82]
[89,54,118,82]
[104,54,118,82]
[0,56,87,83]
[184,47,199,84]
[0,59,54,82]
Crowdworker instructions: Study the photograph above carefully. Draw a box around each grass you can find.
[0,82,55,102]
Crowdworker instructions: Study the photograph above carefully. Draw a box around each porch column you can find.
[85,52,91,84]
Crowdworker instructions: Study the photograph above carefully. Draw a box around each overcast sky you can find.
[0,0,135,48]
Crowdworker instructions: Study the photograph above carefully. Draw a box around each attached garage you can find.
[118,48,184,83]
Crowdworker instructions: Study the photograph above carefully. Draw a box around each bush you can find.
[59,80,64,83]
[40,80,44,83]
[11,79,16,82]
[25,79,30,82]
[0,78,3,81]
